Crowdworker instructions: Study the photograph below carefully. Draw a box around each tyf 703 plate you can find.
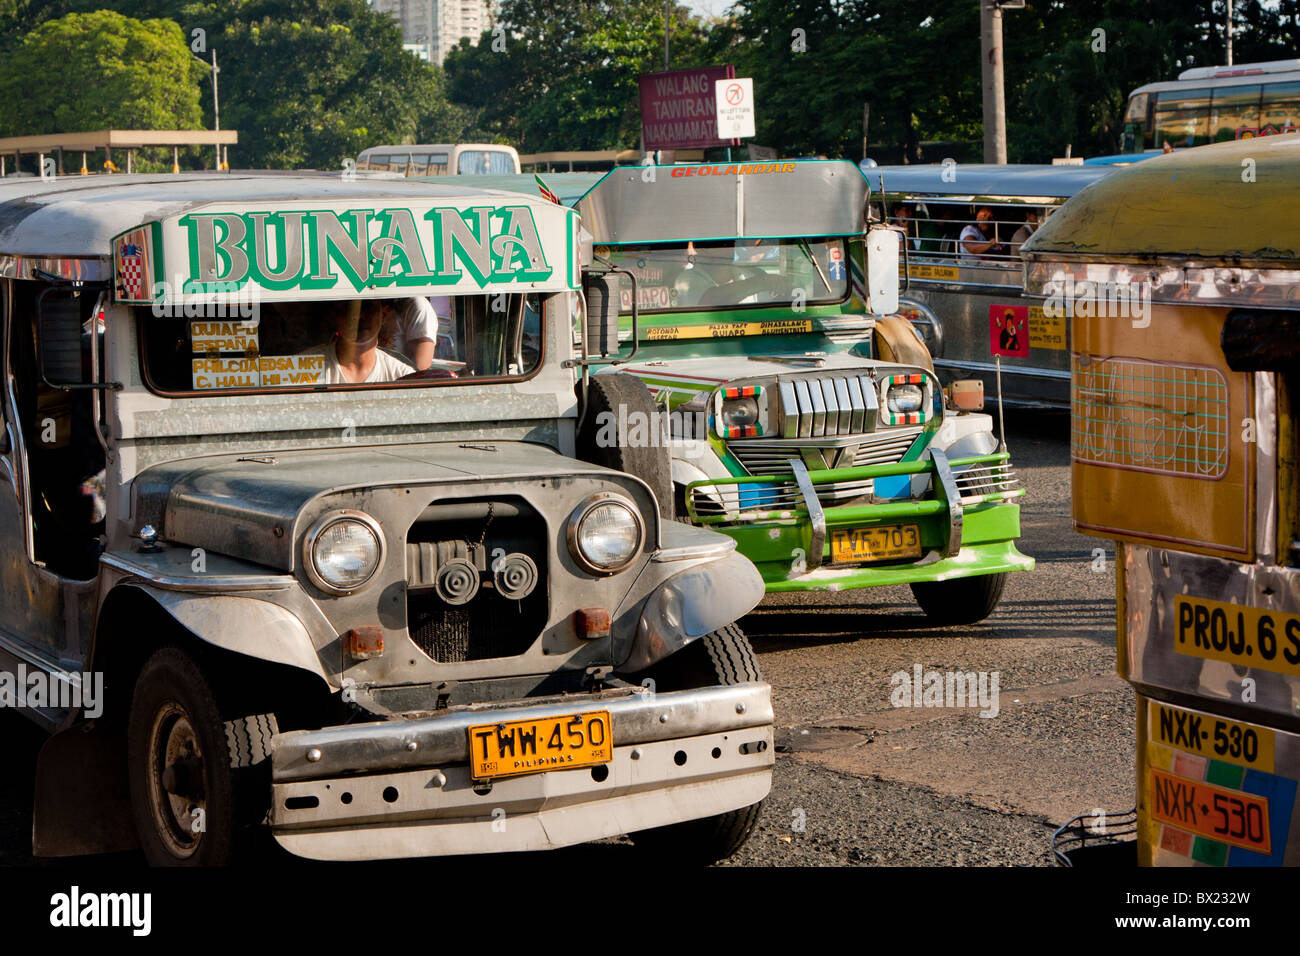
[831,524,921,564]
[468,711,612,780]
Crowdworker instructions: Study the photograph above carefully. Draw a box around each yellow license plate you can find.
[1173,596,1300,677]
[831,524,921,564]
[468,711,611,780]
[1149,701,1276,773]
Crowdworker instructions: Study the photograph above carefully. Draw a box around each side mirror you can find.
[582,272,622,358]
[862,225,900,317]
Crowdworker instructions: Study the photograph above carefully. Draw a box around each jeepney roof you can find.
[1021,136,1300,267]
[413,173,602,206]
[574,160,868,245]
[861,163,1115,203]
[0,172,559,261]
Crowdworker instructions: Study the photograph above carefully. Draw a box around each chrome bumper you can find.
[270,682,774,860]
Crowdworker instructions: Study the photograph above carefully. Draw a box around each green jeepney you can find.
[571,161,1034,623]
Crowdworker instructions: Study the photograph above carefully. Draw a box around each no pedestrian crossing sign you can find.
[715,77,755,139]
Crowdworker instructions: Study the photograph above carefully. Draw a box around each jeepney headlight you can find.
[720,397,760,428]
[886,383,924,414]
[568,494,643,574]
[304,512,385,594]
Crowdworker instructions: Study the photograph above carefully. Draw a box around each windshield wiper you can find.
[798,239,832,294]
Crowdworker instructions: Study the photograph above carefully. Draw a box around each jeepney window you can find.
[901,202,1034,266]
[1209,85,1262,142]
[1154,87,1212,147]
[606,238,849,313]
[139,293,544,395]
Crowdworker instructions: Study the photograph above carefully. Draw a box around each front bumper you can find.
[270,682,774,860]
[685,449,1034,591]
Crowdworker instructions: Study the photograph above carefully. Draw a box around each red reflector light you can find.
[346,626,384,659]
[574,608,611,640]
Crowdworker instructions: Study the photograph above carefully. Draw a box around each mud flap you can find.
[33,721,138,856]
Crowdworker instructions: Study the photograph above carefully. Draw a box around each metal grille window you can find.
[1071,356,1229,478]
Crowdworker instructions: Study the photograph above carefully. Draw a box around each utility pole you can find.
[1226,0,1234,66]
[212,48,222,170]
[664,0,671,70]
[980,2,1006,164]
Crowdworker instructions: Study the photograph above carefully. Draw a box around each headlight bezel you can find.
[566,492,644,575]
[302,510,386,595]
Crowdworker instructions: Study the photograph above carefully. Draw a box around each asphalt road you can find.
[0,408,1132,869]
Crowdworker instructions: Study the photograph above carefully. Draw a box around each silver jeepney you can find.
[863,163,1116,409]
[0,174,772,864]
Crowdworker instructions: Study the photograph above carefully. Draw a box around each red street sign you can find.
[639,66,739,151]
[989,304,1030,357]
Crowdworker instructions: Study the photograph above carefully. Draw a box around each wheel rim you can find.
[146,702,207,859]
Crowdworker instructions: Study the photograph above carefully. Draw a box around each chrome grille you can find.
[778,374,880,438]
[728,426,923,504]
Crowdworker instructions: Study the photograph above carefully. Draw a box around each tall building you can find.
[373,0,496,66]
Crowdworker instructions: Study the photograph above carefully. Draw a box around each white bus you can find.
[1121,58,1300,154]
[356,143,521,176]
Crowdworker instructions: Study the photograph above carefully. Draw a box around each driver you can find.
[299,300,414,384]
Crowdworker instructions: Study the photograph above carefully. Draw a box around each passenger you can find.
[377,296,437,369]
[958,206,1006,262]
[891,203,921,251]
[1008,209,1041,257]
[299,300,414,384]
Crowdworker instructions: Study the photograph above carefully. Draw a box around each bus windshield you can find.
[140,293,542,395]
[606,238,849,314]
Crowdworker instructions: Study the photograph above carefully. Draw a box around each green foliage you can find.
[445,0,711,152]
[0,10,204,137]
[215,0,454,169]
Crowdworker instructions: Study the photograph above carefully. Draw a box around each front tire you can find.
[628,624,766,864]
[910,572,1008,626]
[126,647,272,866]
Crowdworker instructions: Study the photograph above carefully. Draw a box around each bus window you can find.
[387,153,410,175]
[457,150,517,175]
[428,152,449,174]
[1210,84,1261,141]
[410,153,431,176]
[1122,92,1150,151]
[1260,80,1300,132]
[1154,87,1211,147]
[367,156,388,171]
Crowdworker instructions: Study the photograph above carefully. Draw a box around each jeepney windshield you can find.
[139,293,543,395]
[605,238,850,314]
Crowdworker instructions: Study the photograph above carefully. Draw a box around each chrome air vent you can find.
[777,374,881,438]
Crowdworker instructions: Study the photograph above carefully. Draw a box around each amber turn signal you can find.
[574,607,611,640]
[948,379,984,411]
[346,626,384,659]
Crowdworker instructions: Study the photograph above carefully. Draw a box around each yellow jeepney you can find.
[1024,135,1300,866]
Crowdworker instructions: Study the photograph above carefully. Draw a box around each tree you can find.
[0,10,205,139]
[216,0,455,169]
[445,0,711,152]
